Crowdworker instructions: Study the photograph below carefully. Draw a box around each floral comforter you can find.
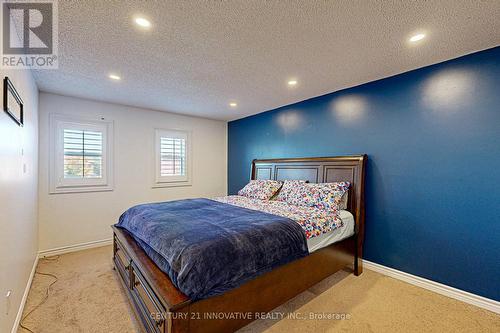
[213,195,343,239]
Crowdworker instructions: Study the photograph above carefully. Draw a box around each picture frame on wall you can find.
[3,76,24,127]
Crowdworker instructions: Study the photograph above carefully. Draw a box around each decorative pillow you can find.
[238,180,283,200]
[275,180,308,203]
[327,183,350,210]
[313,182,350,211]
[277,181,350,211]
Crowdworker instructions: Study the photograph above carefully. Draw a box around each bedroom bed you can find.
[112,155,366,333]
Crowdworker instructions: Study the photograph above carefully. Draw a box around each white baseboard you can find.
[38,238,113,258]
[363,260,500,314]
[11,255,39,333]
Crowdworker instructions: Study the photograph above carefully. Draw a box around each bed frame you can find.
[112,155,367,333]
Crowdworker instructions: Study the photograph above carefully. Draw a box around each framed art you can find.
[3,76,24,126]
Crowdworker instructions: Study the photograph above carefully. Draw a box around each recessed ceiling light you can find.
[134,17,151,28]
[288,80,298,86]
[409,33,426,42]
[229,102,237,108]
[108,74,121,81]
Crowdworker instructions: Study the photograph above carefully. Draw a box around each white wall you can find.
[0,70,39,332]
[38,93,227,252]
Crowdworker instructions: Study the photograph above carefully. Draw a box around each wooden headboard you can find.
[251,155,367,248]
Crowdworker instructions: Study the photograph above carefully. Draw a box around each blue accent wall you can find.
[228,46,500,301]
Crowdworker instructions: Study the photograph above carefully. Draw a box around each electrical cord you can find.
[19,256,60,333]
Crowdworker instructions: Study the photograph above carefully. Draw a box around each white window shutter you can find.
[49,114,114,194]
[154,129,191,186]
[63,129,103,179]
[160,137,186,177]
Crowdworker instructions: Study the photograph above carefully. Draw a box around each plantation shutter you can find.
[63,129,103,179]
[160,136,186,177]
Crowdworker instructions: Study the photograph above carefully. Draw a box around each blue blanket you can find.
[116,198,308,300]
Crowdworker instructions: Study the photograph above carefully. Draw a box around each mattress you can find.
[307,210,354,252]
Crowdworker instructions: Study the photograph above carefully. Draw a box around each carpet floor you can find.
[19,245,499,333]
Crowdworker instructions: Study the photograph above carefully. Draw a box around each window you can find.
[154,129,191,186]
[50,114,114,193]
[63,129,103,179]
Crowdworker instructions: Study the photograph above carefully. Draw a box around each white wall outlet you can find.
[5,290,12,315]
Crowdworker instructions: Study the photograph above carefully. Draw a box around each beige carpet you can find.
[19,246,499,333]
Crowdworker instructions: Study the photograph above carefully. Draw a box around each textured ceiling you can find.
[32,0,500,121]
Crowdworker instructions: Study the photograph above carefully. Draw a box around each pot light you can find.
[108,74,121,81]
[229,102,237,108]
[288,80,298,86]
[409,33,426,42]
[134,17,151,28]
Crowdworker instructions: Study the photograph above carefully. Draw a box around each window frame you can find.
[49,114,114,194]
[153,128,192,187]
